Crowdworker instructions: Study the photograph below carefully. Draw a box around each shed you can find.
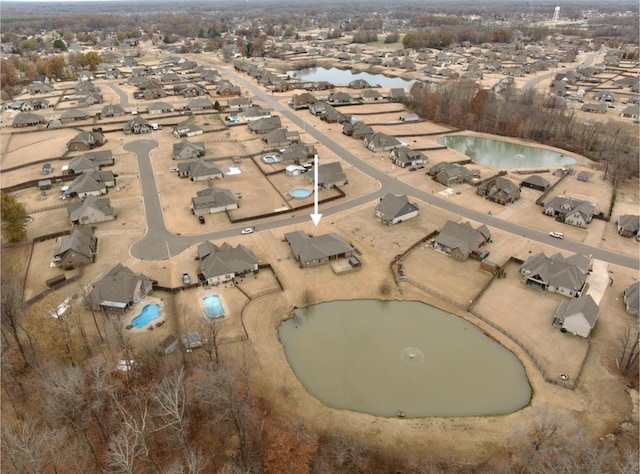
[349,256,362,268]
[158,335,178,354]
[46,274,66,288]
[182,332,206,349]
[37,179,52,190]
[480,260,499,274]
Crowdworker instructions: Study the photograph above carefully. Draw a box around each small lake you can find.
[287,67,415,89]
[279,300,531,417]
[439,135,578,169]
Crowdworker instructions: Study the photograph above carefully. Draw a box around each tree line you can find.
[408,79,639,185]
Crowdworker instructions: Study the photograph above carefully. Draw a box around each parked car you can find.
[241,227,255,235]
[198,215,205,224]
[182,273,191,285]
[478,250,490,260]
[549,231,564,239]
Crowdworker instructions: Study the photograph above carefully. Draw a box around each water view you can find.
[439,135,578,169]
[279,300,531,417]
[287,67,416,88]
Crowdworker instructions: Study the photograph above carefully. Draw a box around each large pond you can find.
[287,67,416,88]
[439,135,578,169]
[279,300,531,417]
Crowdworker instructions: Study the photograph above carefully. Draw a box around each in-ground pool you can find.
[131,304,161,329]
[280,300,531,417]
[203,295,225,318]
[438,135,578,169]
[290,188,312,199]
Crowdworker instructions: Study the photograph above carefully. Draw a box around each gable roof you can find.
[67,195,115,223]
[55,227,96,262]
[624,282,640,314]
[192,186,237,210]
[520,252,589,293]
[522,174,550,189]
[197,242,258,279]
[435,220,491,258]
[375,193,419,222]
[89,263,152,308]
[284,230,353,263]
[188,160,223,178]
[554,294,599,330]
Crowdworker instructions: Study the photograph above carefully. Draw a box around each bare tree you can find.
[1,419,47,473]
[617,327,639,377]
[1,266,31,366]
[196,315,224,365]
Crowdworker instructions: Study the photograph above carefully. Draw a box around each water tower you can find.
[552,6,560,22]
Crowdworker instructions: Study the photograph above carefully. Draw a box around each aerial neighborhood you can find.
[0,1,638,472]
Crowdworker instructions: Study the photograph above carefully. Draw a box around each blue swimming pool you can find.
[290,188,312,199]
[203,295,224,318]
[131,304,161,329]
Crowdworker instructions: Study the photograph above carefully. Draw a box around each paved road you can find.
[121,67,639,270]
[523,51,598,91]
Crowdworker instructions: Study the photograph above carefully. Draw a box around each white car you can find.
[241,227,255,235]
[549,231,564,239]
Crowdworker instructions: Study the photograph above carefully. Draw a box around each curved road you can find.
[123,64,638,270]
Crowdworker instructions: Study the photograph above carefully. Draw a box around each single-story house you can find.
[343,121,373,138]
[291,92,318,109]
[54,227,97,270]
[360,89,383,102]
[476,176,521,205]
[281,143,317,164]
[429,162,477,186]
[182,160,224,181]
[187,98,215,111]
[521,174,550,191]
[553,294,599,338]
[101,104,126,117]
[364,132,403,152]
[388,88,406,102]
[328,92,353,104]
[623,282,639,316]
[12,112,45,128]
[147,102,174,114]
[284,230,354,268]
[617,215,640,239]
[248,116,281,134]
[620,105,640,119]
[197,241,258,285]
[88,263,153,313]
[60,109,89,122]
[173,122,203,138]
[390,147,428,168]
[63,150,114,175]
[67,172,108,198]
[544,196,595,228]
[191,186,238,215]
[227,97,252,111]
[375,193,419,225]
[173,140,205,160]
[581,103,607,114]
[306,162,347,189]
[262,128,300,148]
[68,195,116,225]
[66,128,106,151]
[434,220,492,261]
[520,252,590,298]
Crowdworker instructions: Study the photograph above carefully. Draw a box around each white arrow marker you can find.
[310,153,322,226]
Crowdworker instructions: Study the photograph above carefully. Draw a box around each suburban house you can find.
[180,160,224,181]
[63,150,114,174]
[88,263,153,313]
[617,215,640,239]
[173,121,203,138]
[343,121,373,138]
[187,98,215,111]
[476,176,521,205]
[390,147,428,168]
[360,89,383,101]
[124,117,153,134]
[291,92,318,109]
[234,105,271,122]
[284,230,354,268]
[328,91,353,104]
[519,252,590,298]
[262,128,300,148]
[197,241,259,285]
[375,193,420,225]
[364,132,403,152]
[544,196,595,228]
[581,103,607,114]
[521,174,550,191]
[173,140,205,160]
[623,282,639,316]
[147,102,174,114]
[434,220,492,261]
[227,97,252,111]
[322,105,349,124]
[66,128,106,151]
[306,162,347,188]
[429,162,477,186]
[620,105,640,119]
[191,186,238,215]
[248,116,281,134]
[309,101,327,116]
[388,88,406,102]
[12,112,45,127]
[60,109,89,122]
[53,227,97,270]
[68,195,116,225]
[553,294,599,338]
[281,143,317,164]
[67,171,114,198]
[101,104,126,117]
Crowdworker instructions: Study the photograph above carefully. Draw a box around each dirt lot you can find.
[2,49,638,465]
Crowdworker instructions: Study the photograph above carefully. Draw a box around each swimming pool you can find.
[131,304,161,329]
[203,295,224,318]
[290,188,312,199]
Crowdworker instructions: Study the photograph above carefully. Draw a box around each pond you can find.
[279,300,531,417]
[439,135,578,169]
[287,67,416,89]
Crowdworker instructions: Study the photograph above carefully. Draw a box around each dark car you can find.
[198,215,205,224]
